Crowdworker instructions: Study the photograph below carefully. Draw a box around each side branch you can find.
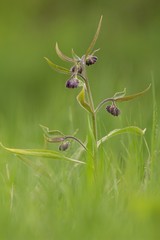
[95,98,114,113]
[65,136,87,151]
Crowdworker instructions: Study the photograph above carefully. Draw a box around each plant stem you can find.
[80,69,97,142]
[65,136,87,151]
[95,98,114,113]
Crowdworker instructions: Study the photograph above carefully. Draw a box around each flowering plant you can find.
[1,16,150,172]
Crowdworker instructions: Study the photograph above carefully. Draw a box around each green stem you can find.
[80,69,97,142]
[95,98,114,113]
[65,136,87,151]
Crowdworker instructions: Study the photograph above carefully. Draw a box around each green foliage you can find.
[44,57,70,75]
[85,15,103,59]
[97,126,146,148]
[0,143,85,165]
[115,84,151,102]
[77,87,92,113]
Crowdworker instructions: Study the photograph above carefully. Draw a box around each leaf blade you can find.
[77,87,92,113]
[85,15,103,59]
[44,57,70,75]
[97,126,146,148]
[115,84,151,102]
[40,124,65,142]
[113,88,126,99]
[0,143,86,165]
[55,43,74,63]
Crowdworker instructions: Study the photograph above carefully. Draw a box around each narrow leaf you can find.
[77,87,92,113]
[71,49,81,61]
[44,57,70,75]
[115,84,151,102]
[85,15,103,59]
[97,126,146,148]
[113,88,126,99]
[91,48,100,55]
[40,125,65,142]
[55,43,74,63]
[40,125,64,138]
[0,143,86,165]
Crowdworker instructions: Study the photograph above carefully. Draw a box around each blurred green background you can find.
[0,0,160,147]
[0,1,160,239]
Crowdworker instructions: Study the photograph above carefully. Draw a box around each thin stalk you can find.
[65,136,87,151]
[79,69,97,141]
[85,79,97,141]
[95,98,114,113]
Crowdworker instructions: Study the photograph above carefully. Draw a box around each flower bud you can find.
[71,65,83,74]
[106,105,120,117]
[86,56,98,66]
[66,78,79,88]
[59,141,70,151]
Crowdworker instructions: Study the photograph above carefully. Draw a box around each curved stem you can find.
[65,136,87,151]
[95,98,114,113]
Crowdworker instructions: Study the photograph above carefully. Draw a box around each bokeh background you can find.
[0,0,160,148]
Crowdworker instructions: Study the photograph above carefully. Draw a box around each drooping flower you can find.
[106,104,120,116]
[59,141,70,151]
[86,55,98,66]
[71,65,83,74]
[66,77,79,89]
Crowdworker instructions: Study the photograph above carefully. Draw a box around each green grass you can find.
[0,97,159,240]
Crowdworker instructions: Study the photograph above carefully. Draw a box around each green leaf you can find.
[0,143,86,165]
[113,88,126,99]
[55,43,74,63]
[115,84,151,102]
[44,57,70,75]
[91,48,100,55]
[97,126,146,148]
[85,15,103,59]
[40,125,64,143]
[40,125,65,142]
[71,49,81,61]
[77,87,92,113]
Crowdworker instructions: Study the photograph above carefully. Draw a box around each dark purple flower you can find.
[66,78,79,89]
[106,105,120,117]
[86,56,98,66]
[71,65,83,74]
[59,141,70,151]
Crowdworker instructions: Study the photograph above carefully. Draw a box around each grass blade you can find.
[17,155,52,178]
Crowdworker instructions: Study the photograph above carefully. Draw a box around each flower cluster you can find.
[66,55,98,89]
[44,15,149,154]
